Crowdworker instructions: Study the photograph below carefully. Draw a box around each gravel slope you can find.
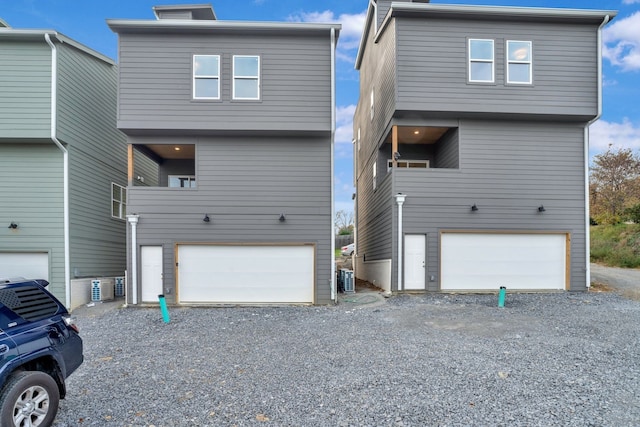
[55,292,640,426]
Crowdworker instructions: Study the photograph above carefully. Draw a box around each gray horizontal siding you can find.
[395,17,599,119]
[117,33,332,133]
[127,135,333,304]
[0,144,65,298]
[0,41,51,139]
[57,43,128,280]
[395,120,587,291]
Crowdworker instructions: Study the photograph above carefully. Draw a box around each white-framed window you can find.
[111,183,127,220]
[357,128,361,151]
[193,55,220,99]
[233,55,260,100]
[372,161,377,191]
[370,89,375,121]
[168,175,196,188]
[468,39,494,83]
[507,40,532,84]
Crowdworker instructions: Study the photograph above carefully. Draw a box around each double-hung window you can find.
[507,41,532,84]
[111,183,127,220]
[193,55,220,99]
[233,55,260,100]
[468,39,494,83]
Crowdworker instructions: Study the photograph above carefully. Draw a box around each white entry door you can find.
[141,246,163,303]
[404,234,426,290]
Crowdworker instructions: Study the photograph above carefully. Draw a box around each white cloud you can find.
[589,118,640,153]
[335,104,356,144]
[603,12,640,71]
[623,0,640,4]
[288,9,366,63]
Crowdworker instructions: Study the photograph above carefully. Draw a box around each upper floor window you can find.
[507,41,532,85]
[468,39,494,83]
[370,89,375,122]
[169,175,196,188]
[111,183,127,220]
[193,55,220,99]
[233,55,260,100]
[372,161,377,191]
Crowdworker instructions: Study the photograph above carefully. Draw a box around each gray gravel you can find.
[55,292,640,426]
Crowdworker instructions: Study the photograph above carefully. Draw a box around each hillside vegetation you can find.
[590,224,640,268]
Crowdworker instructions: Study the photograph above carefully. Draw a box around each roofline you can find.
[152,4,217,20]
[390,3,617,21]
[355,2,617,70]
[0,29,115,65]
[107,19,341,37]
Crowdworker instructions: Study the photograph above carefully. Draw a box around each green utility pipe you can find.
[498,287,506,308]
[158,294,170,323]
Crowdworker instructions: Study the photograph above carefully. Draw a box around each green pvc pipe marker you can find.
[498,286,506,308]
[158,294,170,323]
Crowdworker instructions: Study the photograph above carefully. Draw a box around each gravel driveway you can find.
[55,292,640,426]
[591,263,640,300]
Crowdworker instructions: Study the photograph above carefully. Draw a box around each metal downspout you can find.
[585,14,610,289]
[395,194,406,291]
[330,27,337,302]
[44,33,71,308]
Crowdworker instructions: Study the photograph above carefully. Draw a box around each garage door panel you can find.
[178,245,314,304]
[0,253,49,281]
[441,233,566,291]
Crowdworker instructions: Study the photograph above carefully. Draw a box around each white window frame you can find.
[168,175,196,188]
[372,161,377,191]
[111,183,127,220]
[233,55,260,100]
[506,40,533,85]
[468,39,495,83]
[370,89,375,122]
[357,128,361,152]
[193,55,220,100]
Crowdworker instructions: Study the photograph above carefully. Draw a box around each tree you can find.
[590,146,640,224]
[335,210,354,235]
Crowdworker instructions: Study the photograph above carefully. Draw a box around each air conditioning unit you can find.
[343,270,355,293]
[91,278,115,302]
[114,277,125,297]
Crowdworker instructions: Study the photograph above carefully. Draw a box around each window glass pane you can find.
[234,56,259,77]
[169,177,180,188]
[121,189,127,204]
[509,63,531,83]
[112,183,120,201]
[508,42,531,62]
[234,79,259,99]
[470,62,493,82]
[470,40,493,60]
[112,201,120,218]
[195,78,219,98]
[194,56,219,77]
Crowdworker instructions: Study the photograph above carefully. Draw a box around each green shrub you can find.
[590,224,640,268]
[624,204,640,224]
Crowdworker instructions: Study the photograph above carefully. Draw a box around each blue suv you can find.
[0,278,83,427]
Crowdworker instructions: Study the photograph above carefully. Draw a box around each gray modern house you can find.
[0,20,127,308]
[108,5,340,305]
[353,1,616,293]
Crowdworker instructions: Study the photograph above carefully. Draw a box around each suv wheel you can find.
[0,371,60,427]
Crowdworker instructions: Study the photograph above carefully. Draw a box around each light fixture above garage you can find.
[8,222,18,229]
[279,213,286,222]
[538,205,546,212]
[203,214,210,222]
[471,204,479,212]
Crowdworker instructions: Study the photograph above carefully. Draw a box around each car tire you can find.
[0,371,60,427]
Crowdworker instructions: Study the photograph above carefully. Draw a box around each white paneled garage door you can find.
[177,244,314,304]
[0,252,49,281]
[441,233,567,291]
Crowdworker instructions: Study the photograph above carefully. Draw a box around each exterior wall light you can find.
[471,204,479,212]
[203,214,210,222]
[279,214,286,222]
[538,205,546,212]
[8,222,18,229]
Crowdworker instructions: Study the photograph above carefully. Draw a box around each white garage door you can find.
[177,245,314,304]
[441,233,567,291]
[0,252,49,281]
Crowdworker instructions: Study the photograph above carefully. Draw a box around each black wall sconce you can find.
[8,222,18,229]
[393,151,401,161]
[203,214,210,223]
[471,204,479,212]
[279,213,286,222]
[538,205,546,213]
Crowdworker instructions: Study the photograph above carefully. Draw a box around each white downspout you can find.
[330,27,337,302]
[585,14,610,289]
[127,214,139,305]
[395,194,406,291]
[44,33,71,308]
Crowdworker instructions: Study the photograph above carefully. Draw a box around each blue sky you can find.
[1,0,639,215]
